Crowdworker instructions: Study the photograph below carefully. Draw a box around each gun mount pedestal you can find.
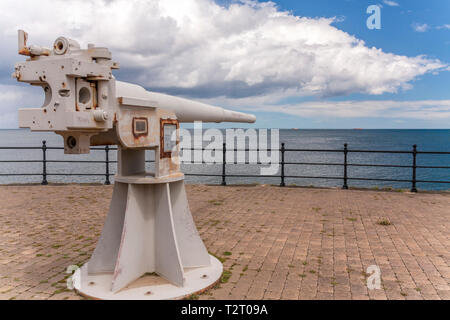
[73,149,222,300]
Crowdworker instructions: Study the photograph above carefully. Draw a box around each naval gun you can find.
[13,30,255,299]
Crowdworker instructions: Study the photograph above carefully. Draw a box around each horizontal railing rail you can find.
[0,141,449,192]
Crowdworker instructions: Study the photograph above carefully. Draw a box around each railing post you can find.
[221,142,226,186]
[280,143,285,187]
[41,140,48,185]
[104,145,111,185]
[411,144,417,193]
[343,143,348,189]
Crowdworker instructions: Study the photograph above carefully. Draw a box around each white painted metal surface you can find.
[81,148,221,298]
[170,180,211,268]
[74,256,222,300]
[116,81,256,123]
[88,182,127,274]
[13,30,253,299]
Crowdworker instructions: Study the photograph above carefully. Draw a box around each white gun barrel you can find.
[116,81,256,123]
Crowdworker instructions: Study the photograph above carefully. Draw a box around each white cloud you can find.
[0,0,446,101]
[412,23,430,32]
[233,99,450,120]
[198,92,450,121]
[437,24,450,30]
[0,85,43,128]
[382,0,399,7]
[0,0,449,128]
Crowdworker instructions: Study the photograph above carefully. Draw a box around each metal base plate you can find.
[73,255,222,300]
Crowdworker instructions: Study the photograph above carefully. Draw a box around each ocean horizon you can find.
[0,128,448,190]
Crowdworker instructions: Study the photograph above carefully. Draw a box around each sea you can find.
[0,129,448,191]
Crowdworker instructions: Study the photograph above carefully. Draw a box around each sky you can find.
[0,0,449,129]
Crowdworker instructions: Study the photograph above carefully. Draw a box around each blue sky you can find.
[0,0,449,129]
[239,0,450,129]
[275,0,450,99]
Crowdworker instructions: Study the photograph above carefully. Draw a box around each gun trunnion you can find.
[12,30,255,299]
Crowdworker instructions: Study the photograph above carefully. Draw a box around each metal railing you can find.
[0,141,449,192]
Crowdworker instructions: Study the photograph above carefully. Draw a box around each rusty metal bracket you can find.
[160,118,179,159]
[132,117,148,138]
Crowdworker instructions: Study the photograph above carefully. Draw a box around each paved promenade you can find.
[0,184,448,300]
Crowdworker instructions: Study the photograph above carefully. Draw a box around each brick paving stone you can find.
[0,185,448,300]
